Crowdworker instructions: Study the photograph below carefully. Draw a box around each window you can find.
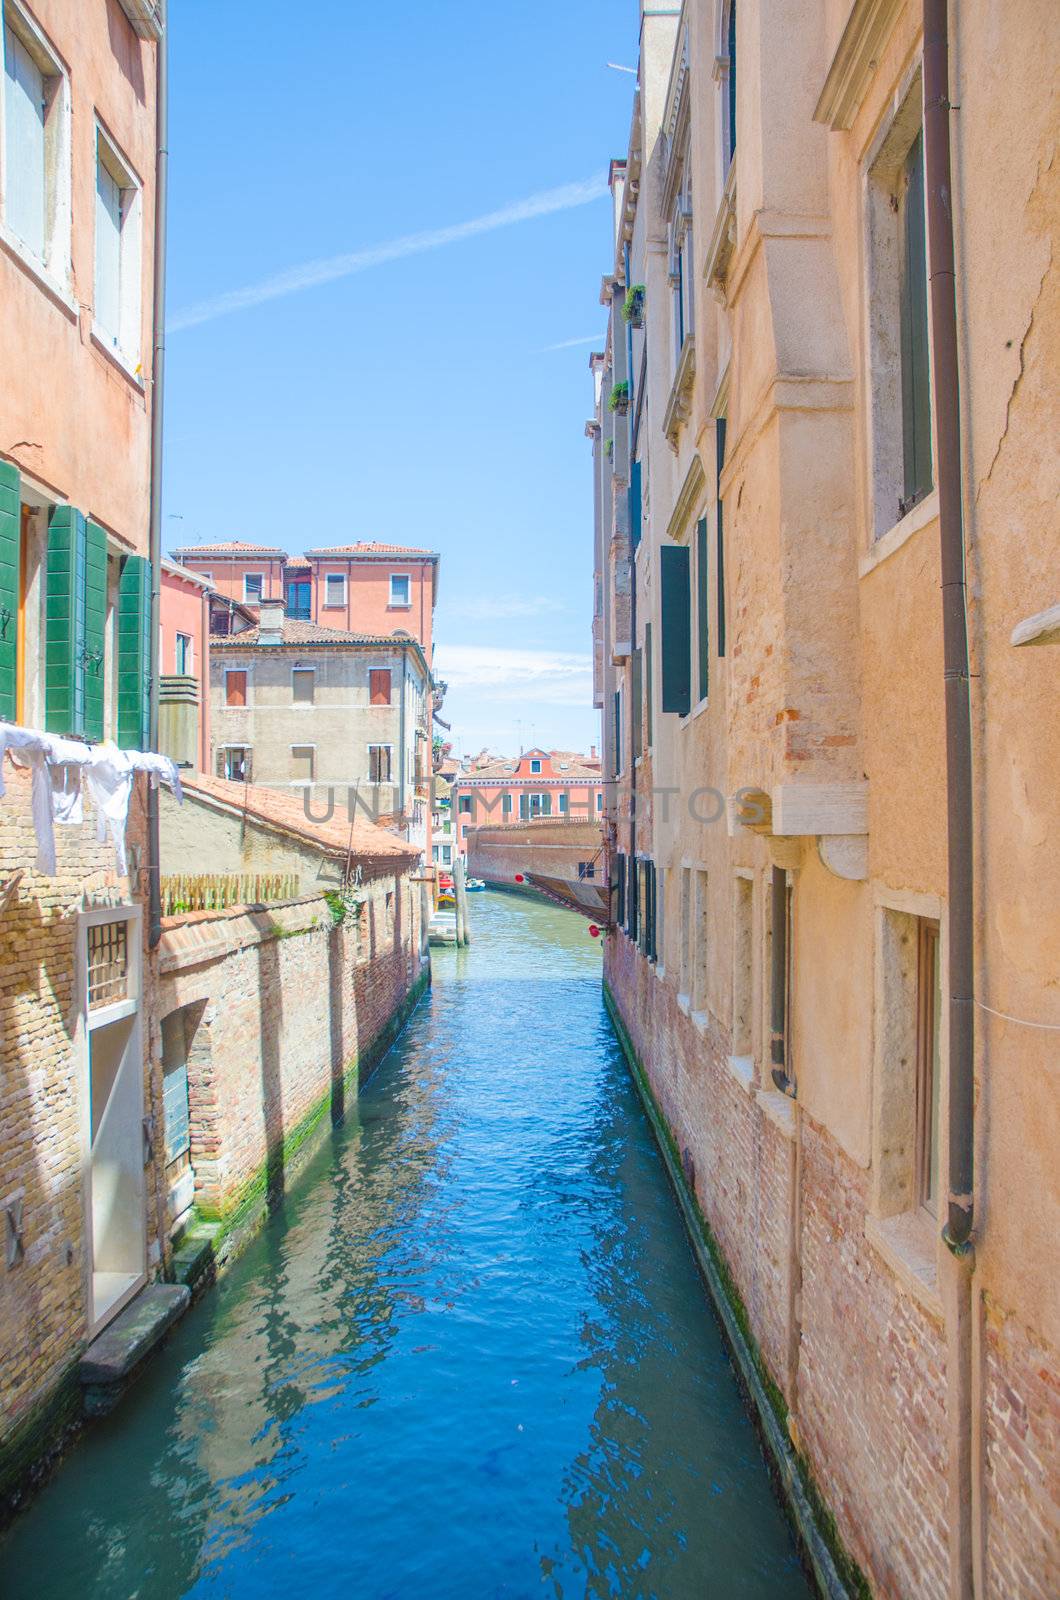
[629,459,642,552]
[716,417,727,658]
[224,669,248,707]
[866,88,933,536]
[693,870,709,1012]
[530,758,542,774]
[458,795,472,814]
[292,668,314,705]
[660,545,692,715]
[521,792,551,819]
[369,744,392,784]
[596,791,603,812]
[441,845,452,866]
[768,868,795,1092]
[631,646,643,756]
[679,867,692,998]
[578,860,595,881]
[1,7,70,281]
[502,792,512,815]
[724,1,737,168]
[94,127,142,366]
[291,744,315,784]
[324,573,346,608]
[243,573,263,602]
[615,853,626,927]
[218,746,251,783]
[161,1012,191,1168]
[669,161,695,360]
[695,517,709,702]
[369,668,391,706]
[558,792,568,814]
[644,621,653,747]
[286,580,311,620]
[174,632,192,675]
[732,875,753,1058]
[389,573,411,608]
[916,919,942,1216]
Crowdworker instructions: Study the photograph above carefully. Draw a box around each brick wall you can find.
[982,1303,1060,1598]
[155,866,426,1220]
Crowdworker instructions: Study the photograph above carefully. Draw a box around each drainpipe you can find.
[147,0,169,950]
[924,0,974,1256]
[769,865,791,1094]
[398,645,408,836]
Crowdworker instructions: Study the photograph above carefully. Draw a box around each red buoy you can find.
[514,874,525,883]
[588,924,601,939]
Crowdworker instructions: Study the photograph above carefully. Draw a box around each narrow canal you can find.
[2,892,811,1599]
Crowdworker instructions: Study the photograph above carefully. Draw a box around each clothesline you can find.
[0,723,183,878]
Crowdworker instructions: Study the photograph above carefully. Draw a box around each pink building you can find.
[172,540,439,658]
[159,560,212,770]
[451,748,605,854]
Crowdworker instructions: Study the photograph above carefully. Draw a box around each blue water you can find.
[1,891,811,1598]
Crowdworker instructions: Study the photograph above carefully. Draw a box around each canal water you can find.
[2,891,811,1599]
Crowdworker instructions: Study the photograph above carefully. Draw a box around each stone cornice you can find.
[666,455,707,545]
[663,336,697,452]
[703,162,738,301]
[813,0,904,131]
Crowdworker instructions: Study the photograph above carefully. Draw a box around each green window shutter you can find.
[660,544,691,716]
[83,521,107,741]
[613,689,621,774]
[0,461,20,723]
[45,506,87,736]
[615,852,626,927]
[629,460,642,552]
[644,621,653,747]
[900,130,932,512]
[716,418,727,658]
[541,792,552,817]
[696,517,710,702]
[117,554,152,750]
[631,645,643,757]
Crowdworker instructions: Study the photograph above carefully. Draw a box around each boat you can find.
[465,878,486,892]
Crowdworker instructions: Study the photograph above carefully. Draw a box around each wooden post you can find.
[454,854,471,946]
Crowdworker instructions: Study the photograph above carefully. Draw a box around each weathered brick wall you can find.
[0,767,157,1470]
[155,867,426,1220]
[982,1303,1060,1598]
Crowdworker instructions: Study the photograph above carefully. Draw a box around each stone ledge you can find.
[864,1211,944,1324]
[80,1285,190,1414]
[725,1054,756,1096]
[756,1087,797,1141]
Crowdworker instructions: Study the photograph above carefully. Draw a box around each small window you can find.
[558,792,568,814]
[243,573,263,602]
[458,795,472,814]
[369,669,391,706]
[94,127,142,364]
[291,744,315,783]
[324,573,346,608]
[161,1012,191,1168]
[530,758,542,774]
[369,744,392,784]
[225,669,248,707]
[2,8,69,277]
[389,573,411,607]
[502,793,512,815]
[732,875,753,1057]
[218,746,251,783]
[898,130,932,516]
[174,633,192,675]
[578,861,596,881]
[693,869,709,1011]
[441,845,452,865]
[286,580,311,620]
[916,919,942,1216]
[292,668,314,705]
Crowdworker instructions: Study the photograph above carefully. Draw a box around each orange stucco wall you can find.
[160,570,210,770]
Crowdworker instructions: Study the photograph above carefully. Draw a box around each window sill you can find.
[860,488,939,578]
[725,1054,756,1096]
[864,1210,943,1322]
[681,693,711,726]
[91,327,145,391]
[321,602,346,610]
[387,604,412,611]
[755,1087,797,1141]
[0,226,77,321]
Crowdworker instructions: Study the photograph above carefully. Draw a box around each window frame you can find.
[323,571,347,609]
[218,744,251,783]
[223,667,249,708]
[915,918,942,1218]
[0,3,72,297]
[290,743,315,786]
[369,667,392,706]
[174,631,192,675]
[368,743,393,785]
[242,572,263,603]
[92,121,143,376]
[388,572,411,608]
[291,666,315,706]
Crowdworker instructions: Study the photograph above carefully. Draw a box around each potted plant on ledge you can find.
[609,381,630,416]
[622,285,645,327]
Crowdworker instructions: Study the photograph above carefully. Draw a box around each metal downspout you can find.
[924,0,974,1257]
[769,865,790,1094]
[398,646,408,837]
[147,0,169,950]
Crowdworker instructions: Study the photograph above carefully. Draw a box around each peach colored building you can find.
[451,748,604,855]
[590,3,1059,1597]
[159,558,211,770]
[172,540,439,658]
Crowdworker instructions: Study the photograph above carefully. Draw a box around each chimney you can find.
[590,744,597,760]
[258,596,285,643]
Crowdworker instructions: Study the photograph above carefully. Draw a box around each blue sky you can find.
[164,0,639,758]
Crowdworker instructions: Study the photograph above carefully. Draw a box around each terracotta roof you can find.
[458,749,602,781]
[303,543,438,558]
[212,619,409,647]
[179,772,418,862]
[172,541,287,557]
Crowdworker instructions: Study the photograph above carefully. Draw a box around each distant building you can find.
[451,748,604,854]
[159,560,213,770]
[173,540,439,658]
[209,599,433,855]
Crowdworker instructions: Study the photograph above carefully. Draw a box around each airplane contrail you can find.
[541,334,604,352]
[169,174,609,333]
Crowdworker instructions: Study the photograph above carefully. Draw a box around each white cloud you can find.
[170,174,608,333]
[540,334,604,352]
[445,595,560,621]
[435,643,592,706]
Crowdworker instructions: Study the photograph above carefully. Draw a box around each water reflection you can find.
[1,892,809,1599]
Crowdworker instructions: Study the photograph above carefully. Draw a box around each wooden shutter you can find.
[629,460,642,552]
[0,461,20,722]
[117,554,151,750]
[900,131,932,510]
[615,853,626,927]
[225,670,247,707]
[629,857,639,942]
[95,154,122,347]
[370,669,391,705]
[4,25,46,259]
[45,506,88,736]
[696,518,710,702]
[631,646,643,757]
[716,419,727,658]
[659,545,691,715]
[82,521,107,741]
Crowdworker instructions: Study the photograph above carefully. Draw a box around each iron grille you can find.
[87,920,129,1009]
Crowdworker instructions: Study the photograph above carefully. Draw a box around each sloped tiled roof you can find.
[179,772,418,862]
[212,619,408,647]
[459,751,602,781]
[172,541,287,557]
[304,542,438,558]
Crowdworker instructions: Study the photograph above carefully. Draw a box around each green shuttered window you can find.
[45,509,108,740]
[629,460,642,553]
[631,646,643,760]
[716,418,727,658]
[0,461,20,722]
[696,517,709,703]
[659,544,691,716]
[118,554,151,750]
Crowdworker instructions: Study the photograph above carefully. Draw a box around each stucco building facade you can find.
[590,3,1058,1597]
[451,748,605,855]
